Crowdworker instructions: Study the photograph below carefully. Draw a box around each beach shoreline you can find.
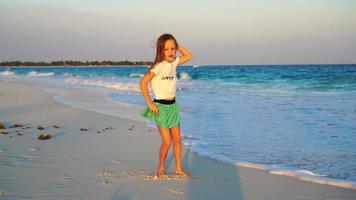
[1,77,355,199]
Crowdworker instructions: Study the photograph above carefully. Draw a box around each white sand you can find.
[0,77,355,200]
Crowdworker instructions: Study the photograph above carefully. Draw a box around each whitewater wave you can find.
[129,73,144,78]
[64,77,141,93]
[182,134,200,140]
[0,71,15,76]
[129,72,191,80]
[179,72,191,80]
[190,148,356,190]
[27,71,55,77]
[62,72,73,77]
[268,165,356,190]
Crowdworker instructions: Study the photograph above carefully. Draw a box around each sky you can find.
[0,0,355,65]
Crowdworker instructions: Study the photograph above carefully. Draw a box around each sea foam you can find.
[129,73,144,78]
[268,165,356,190]
[27,71,54,77]
[183,142,356,190]
[64,77,141,93]
[0,71,15,76]
[179,72,191,80]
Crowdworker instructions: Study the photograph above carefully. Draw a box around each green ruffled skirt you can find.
[140,102,180,128]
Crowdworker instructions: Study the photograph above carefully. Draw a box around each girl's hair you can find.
[149,33,178,71]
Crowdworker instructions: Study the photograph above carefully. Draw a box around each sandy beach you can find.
[1,77,355,200]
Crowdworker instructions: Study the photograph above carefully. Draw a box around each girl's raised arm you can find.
[177,46,193,65]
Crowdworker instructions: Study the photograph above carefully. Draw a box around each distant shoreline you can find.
[0,60,153,67]
[0,65,150,68]
[1,63,356,68]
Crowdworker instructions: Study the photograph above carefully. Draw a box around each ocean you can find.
[1,64,355,188]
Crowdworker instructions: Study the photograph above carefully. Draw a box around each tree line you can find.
[0,60,153,67]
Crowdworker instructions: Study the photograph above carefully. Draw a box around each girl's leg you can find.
[170,125,190,176]
[157,126,171,176]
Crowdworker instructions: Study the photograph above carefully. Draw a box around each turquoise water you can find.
[1,64,356,185]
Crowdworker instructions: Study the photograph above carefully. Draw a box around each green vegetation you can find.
[0,60,153,67]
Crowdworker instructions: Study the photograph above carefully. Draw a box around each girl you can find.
[139,33,193,177]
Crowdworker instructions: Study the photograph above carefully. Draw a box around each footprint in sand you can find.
[27,147,38,152]
[144,174,186,181]
[94,169,119,187]
[55,176,77,186]
[101,178,115,186]
[97,170,113,177]
[17,154,38,160]
[116,169,188,181]
[119,169,147,178]
[61,176,75,180]
[144,175,160,180]
[110,159,122,165]
[167,188,185,196]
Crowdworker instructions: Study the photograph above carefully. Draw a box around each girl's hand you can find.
[148,102,159,115]
[177,46,193,65]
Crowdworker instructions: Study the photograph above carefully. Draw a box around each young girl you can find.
[139,33,193,177]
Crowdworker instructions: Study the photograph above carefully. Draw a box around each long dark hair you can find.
[149,33,178,71]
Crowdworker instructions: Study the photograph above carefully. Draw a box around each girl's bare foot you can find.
[175,170,191,177]
[156,167,165,177]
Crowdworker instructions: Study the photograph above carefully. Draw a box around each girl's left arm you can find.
[177,46,193,65]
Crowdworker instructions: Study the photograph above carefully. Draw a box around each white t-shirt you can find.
[150,57,180,100]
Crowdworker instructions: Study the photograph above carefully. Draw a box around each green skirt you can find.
[140,102,180,128]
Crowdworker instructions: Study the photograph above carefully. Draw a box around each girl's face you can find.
[163,39,177,62]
